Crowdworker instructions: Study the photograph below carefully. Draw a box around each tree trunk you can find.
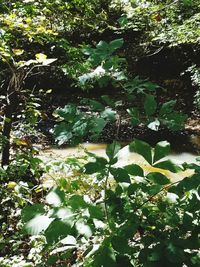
[1,74,19,167]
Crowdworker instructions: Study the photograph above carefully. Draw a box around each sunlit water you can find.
[39,143,199,187]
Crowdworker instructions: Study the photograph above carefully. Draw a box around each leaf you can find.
[129,139,152,165]
[25,215,54,235]
[147,172,170,185]
[42,58,57,65]
[165,242,185,263]
[109,38,124,51]
[153,141,170,163]
[179,174,200,191]
[116,255,133,267]
[106,141,121,161]
[73,120,88,137]
[90,117,107,139]
[75,219,93,238]
[103,59,113,70]
[60,235,77,245]
[93,246,116,267]
[127,108,140,126]
[89,206,104,220]
[69,195,88,210]
[154,160,182,173]
[110,167,131,183]
[144,94,157,116]
[101,95,115,107]
[13,48,24,55]
[85,157,108,174]
[98,76,110,88]
[96,40,109,50]
[55,104,78,121]
[87,99,105,111]
[118,16,128,27]
[54,123,73,145]
[124,164,144,177]
[22,204,45,222]
[82,47,94,55]
[35,53,47,63]
[161,112,187,131]
[101,108,116,121]
[111,236,129,253]
[45,220,71,245]
[55,207,75,223]
[147,119,160,131]
[46,187,65,207]
[159,100,176,116]
[149,184,162,195]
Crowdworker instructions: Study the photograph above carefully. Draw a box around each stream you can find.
[39,143,199,187]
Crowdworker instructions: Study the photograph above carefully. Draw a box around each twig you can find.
[134,180,180,212]
[150,0,179,15]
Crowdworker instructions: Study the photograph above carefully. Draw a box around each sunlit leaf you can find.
[76,219,93,238]
[153,141,170,163]
[35,53,47,63]
[46,187,65,207]
[129,139,152,164]
[25,215,54,235]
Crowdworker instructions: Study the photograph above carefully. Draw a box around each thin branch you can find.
[134,181,180,212]
[150,0,179,15]
[145,46,164,57]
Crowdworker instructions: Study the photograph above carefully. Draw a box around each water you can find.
[40,143,199,186]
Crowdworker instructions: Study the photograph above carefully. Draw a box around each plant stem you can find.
[104,168,112,233]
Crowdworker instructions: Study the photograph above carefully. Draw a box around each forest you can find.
[0,0,200,266]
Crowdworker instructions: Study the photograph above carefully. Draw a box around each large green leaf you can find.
[46,187,65,207]
[69,195,88,210]
[129,139,152,164]
[25,215,54,235]
[45,220,71,245]
[124,164,144,177]
[87,99,105,111]
[84,157,108,174]
[144,94,157,116]
[154,160,182,173]
[22,204,45,222]
[110,167,131,183]
[127,108,140,126]
[53,122,73,145]
[153,141,170,163]
[75,219,93,238]
[88,205,104,220]
[106,141,121,161]
[93,245,116,267]
[109,38,124,51]
[101,108,116,121]
[111,236,129,254]
[161,112,187,131]
[90,117,107,139]
[147,172,170,185]
[159,100,176,116]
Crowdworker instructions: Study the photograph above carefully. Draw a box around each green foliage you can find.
[185,65,200,111]
[53,103,116,145]
[21,140,200,266]
[124,76,159,95]
[78,38,126,90]
[0,1,199,266]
